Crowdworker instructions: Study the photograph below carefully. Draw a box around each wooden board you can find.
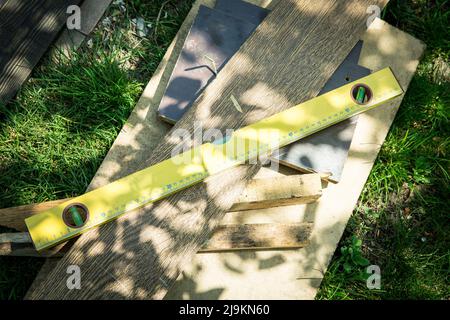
[215,0,270,25]
[0,173,321,230]
[229,174,321,211]
[26,0,389,300]
[0,223,312,256]
[0,199,68,232]
[0,0,83,106]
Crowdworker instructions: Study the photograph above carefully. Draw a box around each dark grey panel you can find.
[215,0,269,25]
[272,41,371,182]
[157,5,261,123]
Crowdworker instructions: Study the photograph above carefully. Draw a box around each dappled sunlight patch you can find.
[240,82,290,121]
[139,225,174,253]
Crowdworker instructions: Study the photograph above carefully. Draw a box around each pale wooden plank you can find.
[0,199,67,232]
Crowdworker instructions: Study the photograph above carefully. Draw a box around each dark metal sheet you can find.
[157,5,261,123]
[215,0,269,25]
[272,41,371,182]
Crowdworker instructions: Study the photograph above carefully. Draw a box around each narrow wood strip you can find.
[0,223,312,256]
[200,223,312,252]
[0,199,67,232]
[229,174,322,212]
[0,174,322,231]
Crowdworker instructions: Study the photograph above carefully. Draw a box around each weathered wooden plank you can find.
[0,232,64,257]
[200,223,312,252]
[54,0,112,52]
[0,0,83,106]
[0,223,312,256]
[0,199,67,232]
[271,41,371,183]
[26,0,389,300]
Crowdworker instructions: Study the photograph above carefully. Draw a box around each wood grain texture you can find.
[229,174,321,211]
[0,0,82,106]
[0,199,67,232]
[27,0,388,300]
[0,232,64,257]
[0,223,312,256]
[200,223,312,252]
[26,0,215,298]
[0,174,321,231]
[157,4,266,123]
[27,14,424,300]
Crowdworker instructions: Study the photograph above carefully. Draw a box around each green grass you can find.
[0,0,448,300]
[317,0,449,300]
[0,0,194,300]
